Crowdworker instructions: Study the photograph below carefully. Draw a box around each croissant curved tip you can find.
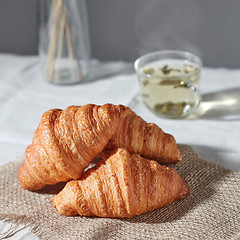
[52,195,78,216]
[177,179,190,200]
[18,164,46,191]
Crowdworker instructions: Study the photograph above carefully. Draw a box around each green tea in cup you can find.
[135,51,202,119]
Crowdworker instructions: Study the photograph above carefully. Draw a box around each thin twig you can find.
[64,6,77,82]
[54,0,65,83]
[46,0,58,81]
[70,22,83,80]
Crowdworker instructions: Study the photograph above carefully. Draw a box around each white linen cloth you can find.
[0,54,240,239]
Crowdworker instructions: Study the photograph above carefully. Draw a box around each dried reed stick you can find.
[54,0,65,83]
[64,8,78,82]
[46,0,58,81]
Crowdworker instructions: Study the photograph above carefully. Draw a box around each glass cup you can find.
[134,50,202,119]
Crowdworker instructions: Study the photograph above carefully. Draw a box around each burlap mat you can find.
[0,145,239,240]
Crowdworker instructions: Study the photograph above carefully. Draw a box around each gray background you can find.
[0,0,240,67]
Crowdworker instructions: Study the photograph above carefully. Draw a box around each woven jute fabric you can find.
[0,145,239,240]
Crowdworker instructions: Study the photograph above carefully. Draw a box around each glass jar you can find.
[38,0,90,84]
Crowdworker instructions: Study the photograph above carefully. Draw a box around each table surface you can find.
[0,54,240,239]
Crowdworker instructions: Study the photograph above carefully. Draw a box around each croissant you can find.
[18,104,182,191]
[18,104,123,191]
[105,105,182,162]
[52,148,189,218]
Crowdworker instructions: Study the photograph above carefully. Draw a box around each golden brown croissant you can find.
[18,104,124,191]
[52,148,189,218]
[105,105,182,162]
[18,103,182,191]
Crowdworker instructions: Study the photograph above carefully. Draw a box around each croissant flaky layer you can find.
[52,148,189,218]
[18,104,182,191]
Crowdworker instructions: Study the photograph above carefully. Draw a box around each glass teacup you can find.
[134,50,202,119]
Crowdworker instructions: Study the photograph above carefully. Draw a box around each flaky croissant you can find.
[52,148,189,218]
[18,104,182,191]
[105,105,182,162]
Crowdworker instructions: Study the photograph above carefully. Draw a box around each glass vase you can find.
[38,0,90,84]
